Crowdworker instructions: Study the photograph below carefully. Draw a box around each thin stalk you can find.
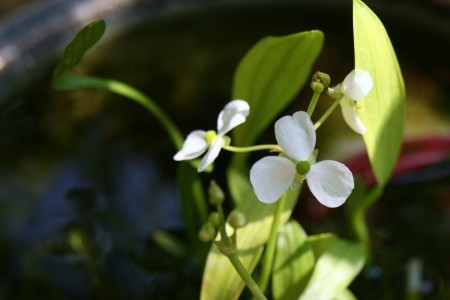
[215,202,267,300]
[306,92,322,116]
[258,194,286,292]
[223,144,282,153]
[314,98,341,130]
[54,73,184,149]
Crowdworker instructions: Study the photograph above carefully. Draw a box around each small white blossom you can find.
[174,99,250,172]
[330,69,373,134]
[250,111,354,207]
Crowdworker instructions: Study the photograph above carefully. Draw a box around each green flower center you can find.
[205,130,217,144]
[295,161,310,176]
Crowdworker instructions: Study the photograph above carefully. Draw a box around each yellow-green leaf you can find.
[353,0,406,186]
[272,220,314,300]
[299,239,366,300]
[232,31,324,148]
[200,184,301,300]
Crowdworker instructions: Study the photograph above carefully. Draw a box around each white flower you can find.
[332,69,373,134]
[174,99,250,172]
[250,111,354,207]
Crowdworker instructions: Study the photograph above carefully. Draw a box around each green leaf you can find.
[333,289,358,300]
[232,31,324,148]
[176,162,209,265]
[307,233,337,259]
[200,184,301,300]
[299,239,367,300]
[353,0,406,186]
[53,19,106,78]
[272,220,315,300]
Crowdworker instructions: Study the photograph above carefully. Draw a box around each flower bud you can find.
[198,222,216,242]
[227,210,246,229]
[208,180,225,205]
[310,81,324,93]
[209,212,221,227]
[341,69,373,101]
[312,71,331,88]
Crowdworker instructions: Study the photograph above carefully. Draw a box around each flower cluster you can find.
[174,69,372,207]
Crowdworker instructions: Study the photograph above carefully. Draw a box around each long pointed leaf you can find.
[353,0,406,185]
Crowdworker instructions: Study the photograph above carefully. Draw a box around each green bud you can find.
[198,222,216,242]
[296,161,311,176]
[311,81,324,93]
[227,210,247,229]
[312,71,331,88]
[209,212,221,227]
[208,180,225,205]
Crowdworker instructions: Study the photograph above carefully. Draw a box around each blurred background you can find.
[0,0,449,299]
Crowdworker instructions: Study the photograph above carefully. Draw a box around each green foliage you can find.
[353,0,406,186]
[272,220,314,300]
[200,179,301,300]
[232,30,324,149]
[299,238,367,299]
[53,19,106,79]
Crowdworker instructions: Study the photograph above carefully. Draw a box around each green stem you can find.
[228,254,267,300]
[258,194,286,292]
[306,92,321,116]
[54,73,184,149]
[223,144,282,153]
[314,97,341,130]
[215,202,267,300]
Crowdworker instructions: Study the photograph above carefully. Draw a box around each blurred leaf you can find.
[176,162,209,265]
[272,220,314,300]
[299,239,367,300]
[232,31,324,149]
[53,19,106,79]
[333,289,358,300]
[307,233,337,258]
[353,0,406,186]
[200,184,301,300]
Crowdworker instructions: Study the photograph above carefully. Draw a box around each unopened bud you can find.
[208,180,225,205]
[198,222,216,242]
[312,71,331,88]
[310,81,324,93]
[209,212,221,227]
[227,210,247,229]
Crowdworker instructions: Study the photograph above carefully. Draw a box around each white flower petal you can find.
[174,130,208,161]
[275,111,316,162]
[340,98,366,134]
[341,69,373,101]
[306,160,354,208]
[250,156,297,204]
[217,99,250,135]
[198,136,223,172]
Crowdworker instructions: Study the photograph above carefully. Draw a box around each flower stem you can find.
[306,91,322,117]
[223,144,282,153]
[215,203,267,300]
[258,194,286,292]
[228,254,267,300]
[53,73,184,149]
[314,97,341,130]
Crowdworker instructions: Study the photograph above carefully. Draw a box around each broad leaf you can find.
[53,19,106,79]
[353,0,406,185]
[232,31,324,149]
[272,220,314,300]
[299,239,366,300]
